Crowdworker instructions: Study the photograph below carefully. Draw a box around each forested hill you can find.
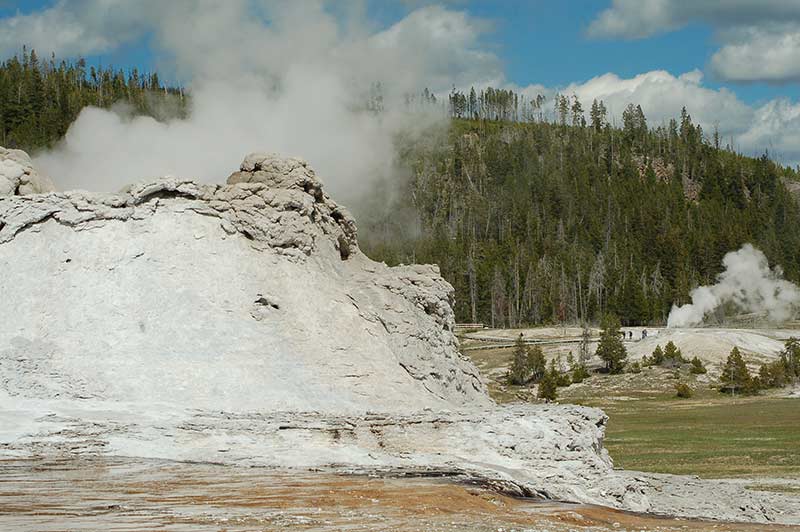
[3,49,799,328]
[0,49,184,150]
[359,114,800,328]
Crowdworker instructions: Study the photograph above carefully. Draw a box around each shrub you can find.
[571,364,590,383]
[628,361,642,373]
[664,341,685,363]
[690,356,707,375]
[675,382,693,398]
[537,370,558,401]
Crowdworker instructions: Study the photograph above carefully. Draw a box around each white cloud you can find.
[513,68,800,165]
[740,99,800,162]
[563,70,752,135]
[587,0,800,83]
[587,0,800,40]
[587,0,679,40]
[369,6,501,92]
[710,24,800,82]
[0,0,151,57]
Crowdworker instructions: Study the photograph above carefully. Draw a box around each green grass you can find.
[597,394,800,478]
[462,339,800,482]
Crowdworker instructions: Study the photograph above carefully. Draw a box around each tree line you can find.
[0,48,185,150]
[506,313,799,401]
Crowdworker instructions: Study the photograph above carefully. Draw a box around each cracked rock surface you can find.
[0,151,798,525]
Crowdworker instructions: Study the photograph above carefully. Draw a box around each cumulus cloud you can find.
[710,24,800,82]
[508,68,800,165]
[562,69,751,132]
[587,0,800,40]
[17,1,498,201]
[588,0,800,83]
[739,98,800,162]
[0,0,151,58]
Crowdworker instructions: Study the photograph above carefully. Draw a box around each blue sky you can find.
[2,1,800,167]
[464,0,796,105]
[2,0,796,105]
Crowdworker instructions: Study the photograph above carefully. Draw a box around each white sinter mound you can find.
[0,153,485,413]
[0,146,55,196]
[0,149,797,524]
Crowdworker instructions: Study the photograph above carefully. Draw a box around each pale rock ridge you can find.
[0,156,355,261]
[227,153,358,258]
[0,146,55,196]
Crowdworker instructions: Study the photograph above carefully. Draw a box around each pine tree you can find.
[782,337,800,380]
[590,99,606,132]
[690,356,707,374]
[650,345,665,366]
[663,341,684,365]
[758,360,787,388]
[364,101,800,329]
[596,314,627,374]
[507,334,531,385]
[0,50,184,151]
[537,368,558,401]
[468,87,477,119]
[527,344,546,383]
[720,347,753,396]
[570,95,584,128]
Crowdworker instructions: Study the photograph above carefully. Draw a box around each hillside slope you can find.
[361,118,800,327]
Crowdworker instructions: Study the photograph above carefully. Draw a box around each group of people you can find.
[620,329,648,341]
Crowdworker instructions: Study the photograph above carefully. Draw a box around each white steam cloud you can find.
[667,244,800,328]
[26,1,501,203]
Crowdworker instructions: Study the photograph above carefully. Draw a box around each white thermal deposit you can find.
[1,151,798,524]
[0,146,55,196]
[667,244,800,328]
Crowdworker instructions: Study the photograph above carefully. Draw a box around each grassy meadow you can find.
[463,343,800,484]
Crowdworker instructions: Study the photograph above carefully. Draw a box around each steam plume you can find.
[667,244,800,328]
[29,2,499,204]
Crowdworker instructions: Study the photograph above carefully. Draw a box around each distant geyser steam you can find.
[667,244,800,328]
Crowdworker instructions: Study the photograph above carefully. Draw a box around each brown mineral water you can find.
[1,458,795,532]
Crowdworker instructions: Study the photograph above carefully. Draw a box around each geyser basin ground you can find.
[1,152,799,526]
[1,458,790,532]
